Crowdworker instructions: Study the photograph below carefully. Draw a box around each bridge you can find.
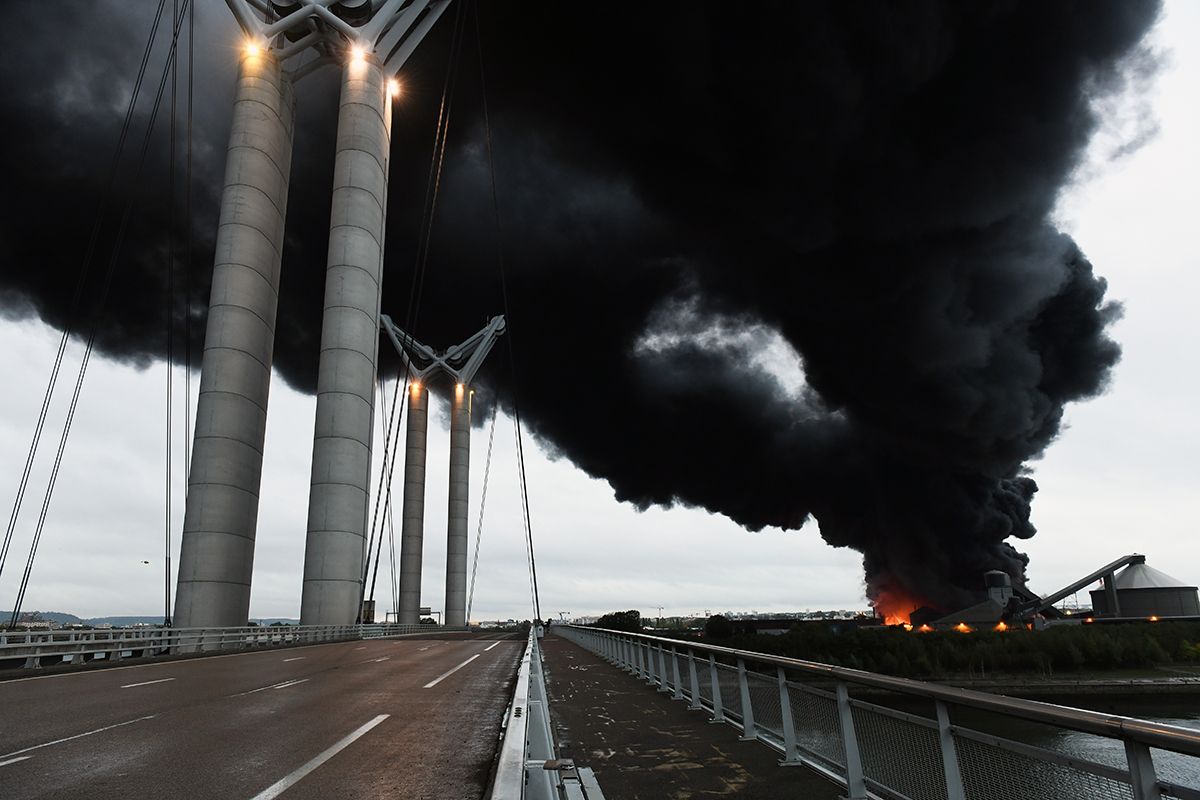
[4,621,1200,799]
[1,2,1199,799]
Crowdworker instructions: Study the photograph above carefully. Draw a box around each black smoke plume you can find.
[0,1,1161,614]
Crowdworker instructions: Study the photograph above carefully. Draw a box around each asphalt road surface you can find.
[0,633,523,799]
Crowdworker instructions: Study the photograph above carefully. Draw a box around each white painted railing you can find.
[558,625,1200,800]
[0,623,443,668]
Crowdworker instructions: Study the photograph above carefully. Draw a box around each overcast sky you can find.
[0,1,1195,623]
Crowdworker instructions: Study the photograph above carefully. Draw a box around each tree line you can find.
[592,611,1200,677]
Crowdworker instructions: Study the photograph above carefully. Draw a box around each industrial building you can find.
[1089,561,1200,618]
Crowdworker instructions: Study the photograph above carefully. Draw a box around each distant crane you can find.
[558,611,570,621]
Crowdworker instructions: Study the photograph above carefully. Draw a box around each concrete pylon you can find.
[444,383,471,627]
[300,54,392,625]
[381,315,505,628]
[174,50,296,629]
[398,382,429,625]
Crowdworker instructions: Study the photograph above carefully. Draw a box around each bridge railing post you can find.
[836,679,868,800]
[688,648,702,710]
[709,653,725,723]
[1125,738,1162,800]
[777,666,802,765]
[936,701,967,800]
[737,657,757,741]
[671,646,683,700]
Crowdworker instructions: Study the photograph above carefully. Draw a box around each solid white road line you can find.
[283,657,305,662]
[121,678,176,689]
[484,642,501,651]
[424,654,480,688]
[0,715,158,762]
[0,756,33,768]
[249,714,389,800]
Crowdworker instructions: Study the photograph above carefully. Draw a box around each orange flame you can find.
[870,577,936,625]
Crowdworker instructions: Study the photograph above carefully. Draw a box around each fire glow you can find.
[871,577,937,626]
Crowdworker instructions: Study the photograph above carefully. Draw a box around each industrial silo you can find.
[1090,562,1200,618]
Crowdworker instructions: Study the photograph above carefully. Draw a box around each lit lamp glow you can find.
[351,46,365,64]
[246,42,260,57]
[389,80,401,96]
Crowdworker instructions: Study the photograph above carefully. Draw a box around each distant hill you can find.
[4,611,300,627]
[1,610,83,624]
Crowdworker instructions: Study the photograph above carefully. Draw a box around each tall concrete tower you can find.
[174,49,296,629]
[381,315,505,627]
[175,0,452,629]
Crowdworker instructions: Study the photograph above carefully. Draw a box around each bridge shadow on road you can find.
[541,633,843,799]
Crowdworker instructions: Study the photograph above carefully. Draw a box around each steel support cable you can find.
[362,370,399,591]
[7,1,191,629]
[164,0,180,626]
[360,3,468,613]
[366,372,405,605]
[388,474,400,618]
[0,0,171,596]
[466,394,499,623]
[183,0,194,494]
[513,404,539,622]
[474,2,540,623]
[171,0,195,628]
[403,0,468,339]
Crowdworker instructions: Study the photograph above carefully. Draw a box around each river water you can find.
[956,693,1200,789]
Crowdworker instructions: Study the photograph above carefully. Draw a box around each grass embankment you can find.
[691,621,1200,680]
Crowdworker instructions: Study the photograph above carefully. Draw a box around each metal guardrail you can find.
[0,623,440,669]
[490,628,605,800]
[558,625,1200,800]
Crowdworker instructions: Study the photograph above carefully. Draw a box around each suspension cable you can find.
[466,393,499,623]
[183,0,194,495]
[366,373,404,607]
[0,0,171,602]
[8,1,191,629]
[475,0,541,624]
[171,0,195,628]
[165,0,179,627]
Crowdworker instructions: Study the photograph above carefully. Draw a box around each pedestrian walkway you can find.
[540,632,843,799]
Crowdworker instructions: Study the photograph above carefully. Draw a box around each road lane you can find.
[0,633,523,799]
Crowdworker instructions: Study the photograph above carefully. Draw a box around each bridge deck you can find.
[541,632,843,799]
[0,633,523,799]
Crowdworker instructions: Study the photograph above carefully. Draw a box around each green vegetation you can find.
[592,610,643,633]
[673,621,1200,679]
[704,614,734,639]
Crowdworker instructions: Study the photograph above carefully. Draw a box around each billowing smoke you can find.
[0,1,1161,615]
